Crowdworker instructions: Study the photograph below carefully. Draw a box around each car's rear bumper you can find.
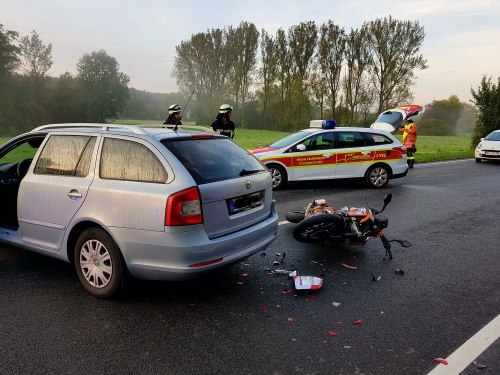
[109,201,279,281]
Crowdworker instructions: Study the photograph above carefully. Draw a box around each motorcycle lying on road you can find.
[286,193,411,259]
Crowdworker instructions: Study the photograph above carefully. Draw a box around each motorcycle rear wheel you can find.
[292,214,344,243]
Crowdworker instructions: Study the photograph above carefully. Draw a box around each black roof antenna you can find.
[174,90,194,131]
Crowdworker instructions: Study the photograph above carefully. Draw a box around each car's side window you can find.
[34,135,96,177]
[363,132,393,146]
[300,133,334,151]
[336,132,366,149]
[100,138,168,183]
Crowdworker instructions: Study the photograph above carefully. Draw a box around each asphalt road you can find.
[1,159,499,375]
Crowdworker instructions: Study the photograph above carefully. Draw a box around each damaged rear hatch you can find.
[162,135,273,239]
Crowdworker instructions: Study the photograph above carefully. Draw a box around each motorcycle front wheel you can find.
[292,214,344,243]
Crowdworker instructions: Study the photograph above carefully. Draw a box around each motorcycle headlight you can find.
[376,215,388,230]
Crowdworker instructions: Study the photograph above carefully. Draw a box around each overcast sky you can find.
[2,0,500,107]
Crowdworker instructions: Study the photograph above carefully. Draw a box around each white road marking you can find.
[427,313,500,374]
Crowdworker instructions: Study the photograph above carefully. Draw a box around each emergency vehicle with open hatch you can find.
[249,119,409,190]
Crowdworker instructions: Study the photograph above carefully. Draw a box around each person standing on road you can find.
[210,104,235,139]
[163,104,183,125]
[400,119,418,168]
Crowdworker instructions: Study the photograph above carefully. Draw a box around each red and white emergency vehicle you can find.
[249,120,408,190]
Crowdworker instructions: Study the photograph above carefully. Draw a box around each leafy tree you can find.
[288,21,318,124]
[227,22,259,127]
[317,20,345,120]
[76,50,130,123]
[419,118,455,136]
[470,75,500,147]
[19,30,53,104]
[258,29,278,127]
[343,27,371,125]
[364,16,428,113]
[420,95,464,130]
[0,24,19,79]
[172,28,234,123]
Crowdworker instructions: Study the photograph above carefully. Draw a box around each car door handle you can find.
[67,190,82,199]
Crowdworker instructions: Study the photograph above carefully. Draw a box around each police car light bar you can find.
[310,119,337,129]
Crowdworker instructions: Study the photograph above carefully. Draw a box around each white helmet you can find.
[219,104,233,114]
[169,104,182,115]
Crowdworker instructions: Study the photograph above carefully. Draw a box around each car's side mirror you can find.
[296,144,306,151]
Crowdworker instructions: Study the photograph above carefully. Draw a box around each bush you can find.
[418,118,455,136]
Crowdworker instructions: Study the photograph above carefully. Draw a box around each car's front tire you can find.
[475,158,482,163]
[74,227,123,298]
[365,164,390,189]
[268,165,287,190]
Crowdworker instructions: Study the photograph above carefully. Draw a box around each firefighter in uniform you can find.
[210,104,235,139]
[163,104,183,125]
[400,119,418,168]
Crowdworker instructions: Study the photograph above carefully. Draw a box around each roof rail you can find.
[32,123,149,135]
[154,124,215,133]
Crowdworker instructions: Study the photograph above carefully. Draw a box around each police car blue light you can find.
[310,119,337,129]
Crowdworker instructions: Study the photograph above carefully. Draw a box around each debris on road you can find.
[331,302,341,307]
[395,268,405,275]
[434,358,448,365]
[282,287,293,295]
[353,319,362,324]
[293,275,323,290]
[342,263,357,270]
[288,318,294,322]
[477,364,487,369]
[328,331,338,336]
[372,273,382,281]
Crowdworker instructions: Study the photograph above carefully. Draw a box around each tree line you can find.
[0,24,130,135]
[172,17,429,131]
[1,20,497,145]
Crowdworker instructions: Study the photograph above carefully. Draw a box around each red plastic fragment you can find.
[257,287,263,291]
[276,305,281,309]
[282,287,293,295]
[242,273,249,277]
[328,331,338,336]
[353,319,362,324]
[261,306,268,311]
[323,340,328,345]
[288,318,294,322]
[310,295,317,300]
[434,358,448,365]
[477,364,487,369]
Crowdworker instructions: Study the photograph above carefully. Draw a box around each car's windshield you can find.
[268,131,310,148]
[485,132,500,141]
[374,111,404,128]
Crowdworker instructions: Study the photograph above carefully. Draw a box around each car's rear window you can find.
[162,138,267,185]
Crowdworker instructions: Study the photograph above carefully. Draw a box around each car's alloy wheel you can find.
[365,164,389,189]
[268,165,286,190]
[75,227,123,298]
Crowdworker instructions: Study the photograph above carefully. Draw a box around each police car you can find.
[249,120,408,190]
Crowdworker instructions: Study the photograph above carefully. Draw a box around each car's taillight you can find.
[394,146,407,155]
[165,187,203,226]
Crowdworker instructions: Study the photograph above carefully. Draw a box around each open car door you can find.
[370,104,423,133]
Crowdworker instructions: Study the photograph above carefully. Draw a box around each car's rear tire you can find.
[292,214,344,243]
[365,164,390,189]
[268,165,287,190]
[285,210,305,223]
[476,158,482,163]
[74,227,123,298]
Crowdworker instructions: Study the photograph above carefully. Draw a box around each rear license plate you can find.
[485,151,499,156]
[228,191,262,214]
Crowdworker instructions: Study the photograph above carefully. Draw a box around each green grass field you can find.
[0,124,475,164]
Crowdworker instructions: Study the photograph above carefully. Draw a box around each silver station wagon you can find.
[0,124,278,297]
